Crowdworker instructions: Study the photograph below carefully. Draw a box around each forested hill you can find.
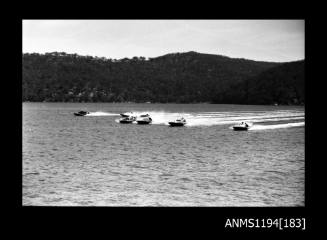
[22,51,304,105]
[218,60,305,105]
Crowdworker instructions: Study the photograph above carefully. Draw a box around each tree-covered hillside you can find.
[22,51,304,105]
[218,60,305,105]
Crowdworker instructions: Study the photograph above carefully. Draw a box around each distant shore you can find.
[23,52,304,107]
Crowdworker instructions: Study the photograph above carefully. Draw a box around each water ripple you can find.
[23,103,304,206]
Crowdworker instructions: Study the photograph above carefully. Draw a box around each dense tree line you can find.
[22,51,304,105]
[217,60,305,105]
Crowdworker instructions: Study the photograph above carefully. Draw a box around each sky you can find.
[22,20,304,62]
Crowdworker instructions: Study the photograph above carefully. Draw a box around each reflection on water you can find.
[23,103,304,206]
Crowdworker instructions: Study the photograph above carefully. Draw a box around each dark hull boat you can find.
[136,114,152,124]
[168,122,185,127]
[74,111,89,116]
[119,119,134,124]
[232,126,249,131]
[136,120,152,124]
[232,122,250,131]
[119,116,135,124]
[168,117,186,127]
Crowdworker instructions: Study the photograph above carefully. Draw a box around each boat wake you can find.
[86,110,304,130]
[86,111,120,116]
[248,122,305,130]
[118,110,304,128]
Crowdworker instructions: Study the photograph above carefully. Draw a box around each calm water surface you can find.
[23,103,305,206]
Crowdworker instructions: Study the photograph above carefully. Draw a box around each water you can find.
[23,102,305,206]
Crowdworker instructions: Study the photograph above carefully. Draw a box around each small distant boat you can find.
[168,117,186,127]
[120,112,134,117]
[136,114,152,124]
[74,111,90,116]
[232,122,250,131]
[119,116,136,124]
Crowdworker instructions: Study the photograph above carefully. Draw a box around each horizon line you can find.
[22,50,305,63]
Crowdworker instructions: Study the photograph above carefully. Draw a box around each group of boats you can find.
[118,112,187,126]
[119,112,153,125]
[73,110,251,130]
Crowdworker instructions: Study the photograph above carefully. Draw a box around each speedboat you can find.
[120,112,134,117]
[168,117,186,127]
[232,122,250,131]
[74,111,90,116]
[136,114,152,124]
[119,116,136,124]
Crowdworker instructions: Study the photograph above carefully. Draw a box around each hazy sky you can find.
[23,20,304,62]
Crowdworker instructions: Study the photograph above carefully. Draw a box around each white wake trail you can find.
[249,122,305,130]
[111,110,305,128]
[86,111,120,116]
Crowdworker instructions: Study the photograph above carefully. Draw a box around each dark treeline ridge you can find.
[22,51,304,105]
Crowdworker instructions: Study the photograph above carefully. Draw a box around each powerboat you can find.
[168,117,186,127]
[119,116,136,124]
[136,114,152,124]
[120,112,134,117]
[232,122,250,131]
[74,111,90,116]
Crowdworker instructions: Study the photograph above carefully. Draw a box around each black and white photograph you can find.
[22,20,305,207]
